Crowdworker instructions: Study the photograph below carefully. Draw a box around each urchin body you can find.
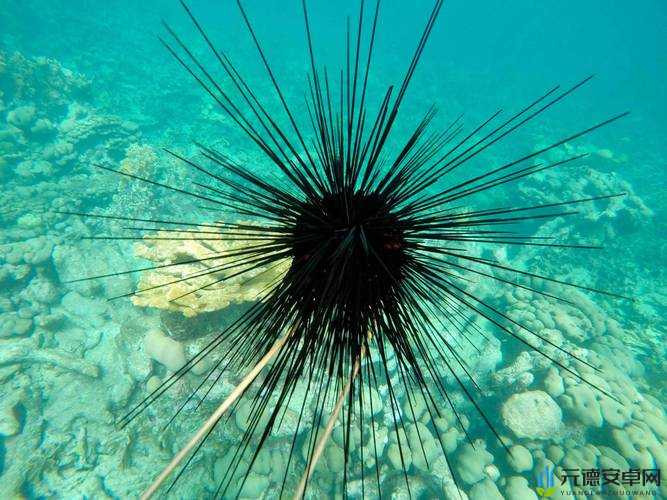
[289,189,408,336]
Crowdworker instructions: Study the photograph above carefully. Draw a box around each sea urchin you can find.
[64,0,631,498]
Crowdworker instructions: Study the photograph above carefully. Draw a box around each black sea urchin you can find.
[64,0,631,498]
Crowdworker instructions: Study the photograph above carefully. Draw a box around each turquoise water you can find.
[1,1,665,499]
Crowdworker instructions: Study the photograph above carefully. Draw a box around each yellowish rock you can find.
[132,224,290,316]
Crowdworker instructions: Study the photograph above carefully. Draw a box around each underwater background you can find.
[1,0,665,499]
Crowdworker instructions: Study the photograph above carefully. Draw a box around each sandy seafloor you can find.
[1,0,666,499]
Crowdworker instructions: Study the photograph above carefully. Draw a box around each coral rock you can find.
[143,329,186,372]
[543,367,564,397]
[455,440,494,485]
[560,384,603,427]
[504,476,538,500]
[468,478,503,500]
[6,105,36,129]
[501,390,562,439]
[507,444,533,472]
[131,225,290,317]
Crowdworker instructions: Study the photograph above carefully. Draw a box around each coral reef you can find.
[0,33,664,500]
[465,272,667,499]
[1,51,139,184]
